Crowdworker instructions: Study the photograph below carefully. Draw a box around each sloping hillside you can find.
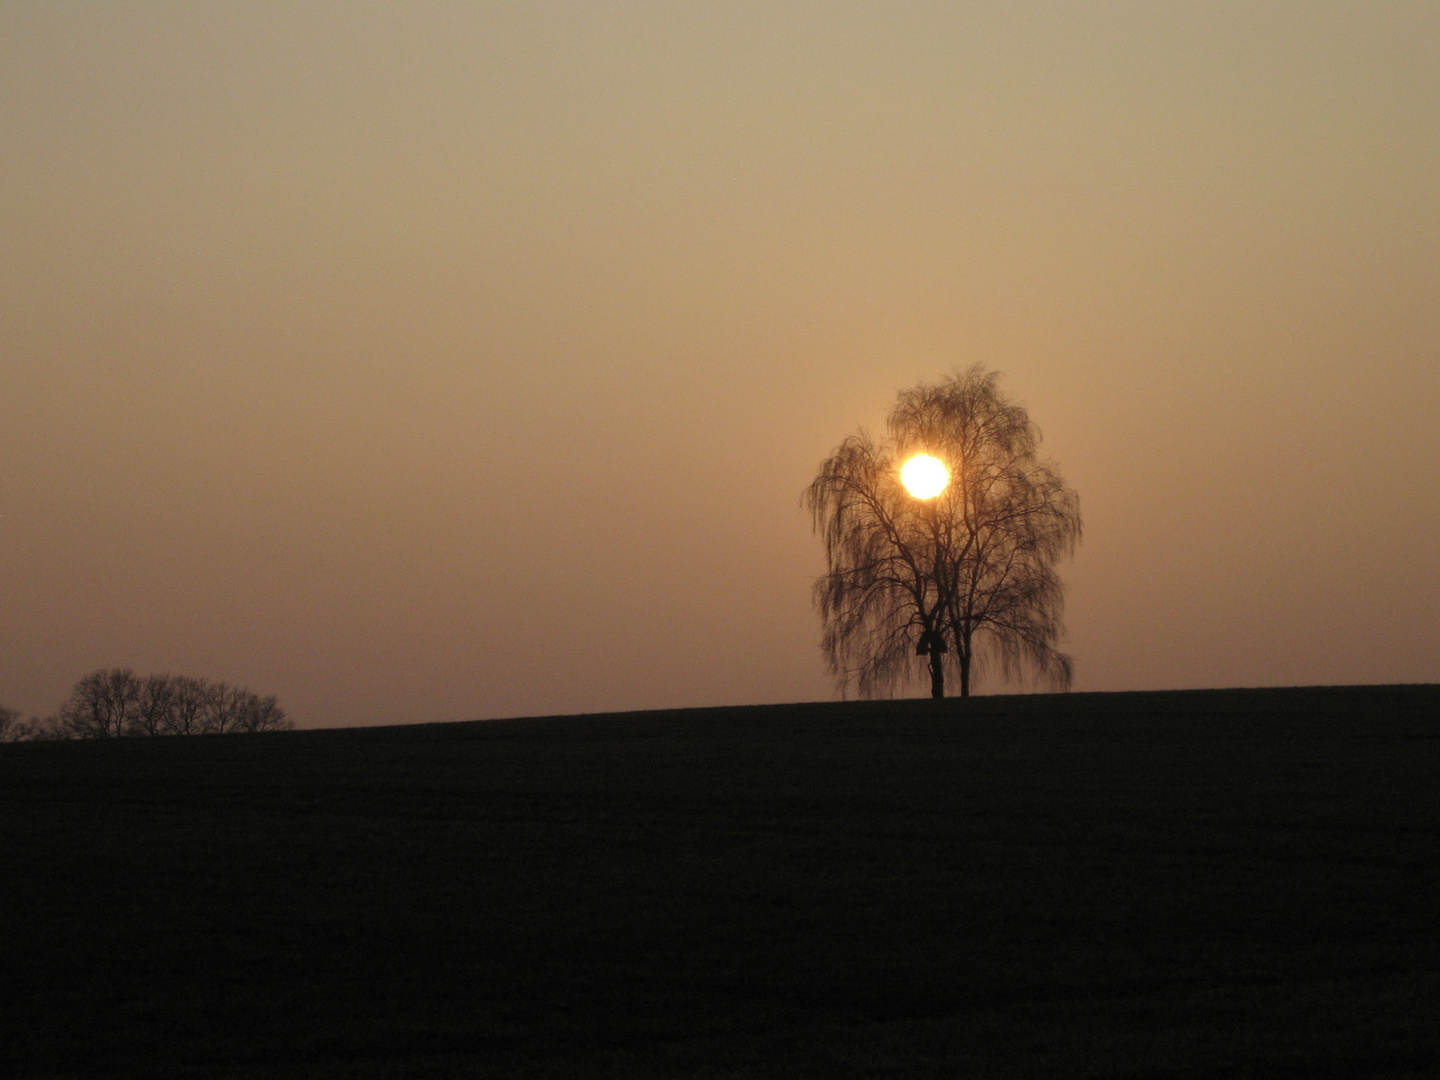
[3,685,1438,1079]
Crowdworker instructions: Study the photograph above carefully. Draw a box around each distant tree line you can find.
[0,668,293,741]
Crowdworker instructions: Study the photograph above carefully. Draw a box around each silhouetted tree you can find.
[166,676,215,736]
[804,366,1081,699]
[60,668,143,738]
[134,674,179,736]
[0,708,67,741]
[21,716,70,741]
[229,692,289,734]
[204,682,243,735]
[53,669,293,737]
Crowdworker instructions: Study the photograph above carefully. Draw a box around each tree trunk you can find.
[956,633,972,698]
[928,648,946,698]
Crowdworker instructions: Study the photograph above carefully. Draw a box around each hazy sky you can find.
[3,1,1437,727]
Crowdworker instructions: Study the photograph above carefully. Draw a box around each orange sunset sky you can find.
[3,2,1437,727]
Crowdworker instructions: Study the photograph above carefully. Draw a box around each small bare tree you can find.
[204,683,246,735]
[133,674,179,737]
[804,366,1081,699]
[0,711,67,742]
[186,681,291,734]
[231,693,290,734]
[59,668,143,737]
[166,676,215,736]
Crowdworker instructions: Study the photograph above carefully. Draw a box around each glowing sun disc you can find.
[901,454,950,499]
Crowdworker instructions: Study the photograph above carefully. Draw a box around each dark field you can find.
[3,686,1438,1079]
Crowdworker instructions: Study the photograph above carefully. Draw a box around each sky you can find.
[3,1,1437,728]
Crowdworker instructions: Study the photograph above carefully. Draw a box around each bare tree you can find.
[1,712,68,742]
[166,676,215,736]
[205,683,248,734]
[133,674,179,737]
[185,681,291,734]
[231,693,290,733]
[50,669,294,737]
[59,668,143,737]
[804,366,1081,699]
[37,717,72,740]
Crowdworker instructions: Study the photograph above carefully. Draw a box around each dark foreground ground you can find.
[2,685,1438,1079]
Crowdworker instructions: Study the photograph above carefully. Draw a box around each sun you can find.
[900,454,950,499]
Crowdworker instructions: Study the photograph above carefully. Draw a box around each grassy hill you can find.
[3,685,1438,1079]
